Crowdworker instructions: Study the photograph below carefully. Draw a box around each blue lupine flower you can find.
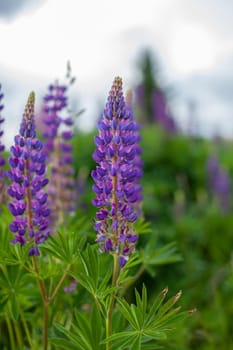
[207,155,231,213]
[42,82,75,230]
[0,84,5,168]
[92,77,143,267]
[8,92,50,255]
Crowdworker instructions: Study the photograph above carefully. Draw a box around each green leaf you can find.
[133,217,152,235]
[145,287,168,327]
[49,338,78,350]
[142,329,167,340]
[10,293,19,320]
[51,305,104,350]
[143,242,182,266]
[115,286,193,348]
[117,298,140,330]
[156,291,182,318]
[73,245,114,305]
[41,218,88,264]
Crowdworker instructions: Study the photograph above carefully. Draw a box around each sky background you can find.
[0,0,233,147]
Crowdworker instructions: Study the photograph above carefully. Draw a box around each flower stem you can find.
[43,301,49,350]
[31,256,49,350]
[106,253,119,350]
[13,318,23,350]
[20,307,34,349]
[6,316,16,350]
[49,264,71,301]
[121,264,145,296]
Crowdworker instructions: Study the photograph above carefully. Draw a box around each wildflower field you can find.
[0,60,233,350]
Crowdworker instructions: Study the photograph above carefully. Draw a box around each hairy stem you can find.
[106,253,119,350]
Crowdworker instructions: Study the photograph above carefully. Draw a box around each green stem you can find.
[32,256,49,350]
[106,254,119,350]
[43,301,49,350]
[121,264,145,296]
[32,256,48,302]
[49,264,71,302]
[13,319,23,350]
[20,307,34,349]
[6,316,16,350]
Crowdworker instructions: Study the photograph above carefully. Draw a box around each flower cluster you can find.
[0,84,5,168]
[92,77,143,267]
[207,155,231,213]
[0,85,7,205]
[8,92,50,255]
[42,83,75,229]
[135,83,177,133]
[152,90,177,134]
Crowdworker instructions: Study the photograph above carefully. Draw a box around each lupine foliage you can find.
[0,68,232,350]
[0,79,193,350]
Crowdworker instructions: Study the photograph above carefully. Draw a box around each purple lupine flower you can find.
[92,77,143,268]
[0,84,7,205]
[8,92,50,255]
[42,82,75,230]
[207,155,231,213]
[135,84,145,110]
[0,84,5,168]
[42,83,68,155]
[152,90,177,134]
[64,277,78,293]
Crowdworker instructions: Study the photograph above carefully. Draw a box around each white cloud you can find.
[0,0,233,145]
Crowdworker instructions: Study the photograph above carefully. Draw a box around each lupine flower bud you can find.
[42,83,75,230]
[92,77,143,267]
[8,92,50,255]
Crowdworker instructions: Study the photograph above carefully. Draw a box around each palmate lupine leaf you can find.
[50,305,104,350]
[140,239,182,277]
[133,217,152,235]
[102,285,194,349]
[72,245,116,309]
[41,219,87,264]
[0,265,31,320]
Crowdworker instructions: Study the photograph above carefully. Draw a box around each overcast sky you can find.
[1,0,233,147]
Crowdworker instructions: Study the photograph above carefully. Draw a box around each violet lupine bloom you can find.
[92,77,143,267]
[152,90,177,134]
[42,83,75,229]
[8,92,50,255]
[207,156,231,213]
[0,84,5,168]
[0,84,7,205]
[42,83,68,155]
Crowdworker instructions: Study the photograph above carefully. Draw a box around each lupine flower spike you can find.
[0,84,7,205]
[8,92,50,255]
[42,83,75,230]
[0,84,5,168]
[207,155,230,213]
[92,77,143,267]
